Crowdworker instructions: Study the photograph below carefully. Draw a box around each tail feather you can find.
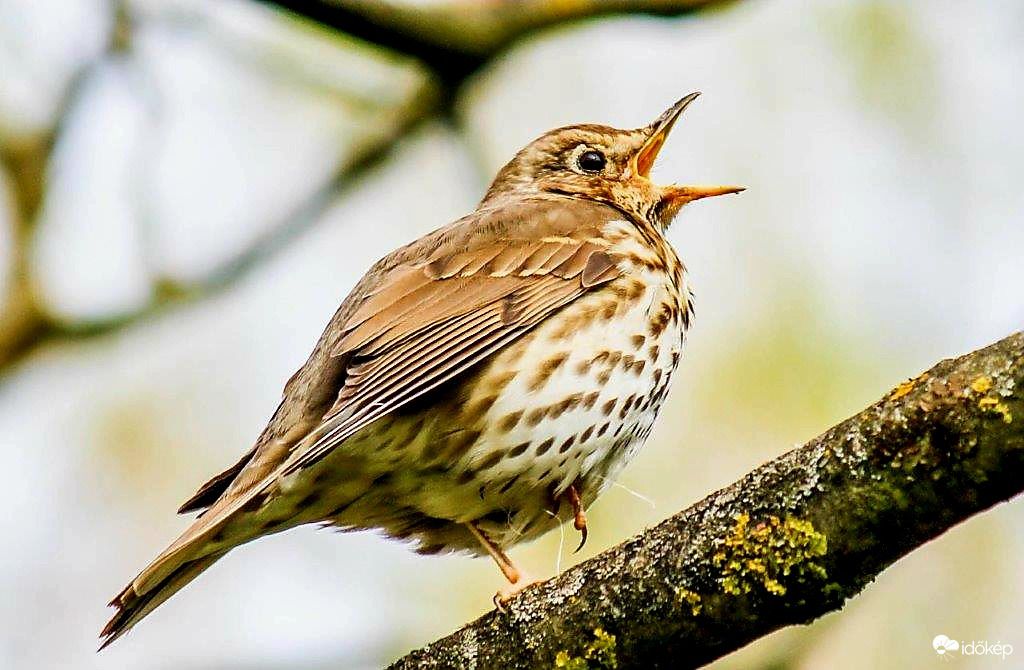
[100,448,289,649]
[100,480,269,649]
[99,549,229,650]
[177,445,259,515]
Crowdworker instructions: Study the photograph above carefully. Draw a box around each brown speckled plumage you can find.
[101,93,741,647]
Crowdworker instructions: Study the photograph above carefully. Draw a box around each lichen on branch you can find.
[389,332,1024,670]
[712,513,827,597]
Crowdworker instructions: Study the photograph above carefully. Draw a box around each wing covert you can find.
[284,226,622,473]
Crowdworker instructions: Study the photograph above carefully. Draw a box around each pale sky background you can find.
[1,1,1022,668]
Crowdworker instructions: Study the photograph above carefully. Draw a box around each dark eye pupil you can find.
[577,150,606,172]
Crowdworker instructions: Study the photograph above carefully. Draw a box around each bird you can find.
[100,92,742,648]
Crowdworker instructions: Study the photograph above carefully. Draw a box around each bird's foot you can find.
[492,572,545,610]
[565,482,588,552]
[467,521,544,610]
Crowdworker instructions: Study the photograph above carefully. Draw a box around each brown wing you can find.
[283,221,620,473]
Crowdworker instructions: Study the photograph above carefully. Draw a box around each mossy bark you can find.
[389,332,1024,669]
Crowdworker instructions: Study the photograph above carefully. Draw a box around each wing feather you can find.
[285,273,590,472]
[341,306,498,393]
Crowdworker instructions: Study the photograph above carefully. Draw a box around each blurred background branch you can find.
[265,0,730,89]
[392,332,1024,669]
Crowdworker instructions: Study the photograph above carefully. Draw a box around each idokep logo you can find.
[933,635,959,659]
[933,634,1014,661]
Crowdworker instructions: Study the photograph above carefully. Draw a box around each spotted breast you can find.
[314,216,691,554]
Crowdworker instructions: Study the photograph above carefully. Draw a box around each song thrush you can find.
[101,92,741,647]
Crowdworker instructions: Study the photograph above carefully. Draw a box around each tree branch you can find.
[390,332,1024,669]
[263,0,732,89]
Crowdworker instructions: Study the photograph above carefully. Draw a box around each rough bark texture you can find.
[390,332,1024,669]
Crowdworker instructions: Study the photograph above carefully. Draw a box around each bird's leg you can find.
[466,522,540,608]
[564,481,588,553]
[466,522,519,583]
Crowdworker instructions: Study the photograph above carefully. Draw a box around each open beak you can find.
[631,92,744,207]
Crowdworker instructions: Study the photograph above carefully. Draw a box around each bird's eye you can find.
[576,150,606,173]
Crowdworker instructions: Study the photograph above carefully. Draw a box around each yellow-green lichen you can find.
[674,588,702,616]
[970,376,993,394]
[712,514,828,596]
[554,628,617,670]
[970,375,1012,423]
[888,379,916,400]
[888,372,929,400]
[978,396,1012,423]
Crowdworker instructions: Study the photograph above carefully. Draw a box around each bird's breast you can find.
[405,223,690,525]
[327,220,693,551]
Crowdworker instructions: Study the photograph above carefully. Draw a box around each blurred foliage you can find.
[824,2,940,141]
[695,285,884,442]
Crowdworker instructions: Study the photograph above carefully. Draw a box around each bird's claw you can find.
[573,517,588,553]
[566,483,588,553]
[493,575,544,611]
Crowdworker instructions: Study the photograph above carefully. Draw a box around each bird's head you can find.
[482,92,743,229]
